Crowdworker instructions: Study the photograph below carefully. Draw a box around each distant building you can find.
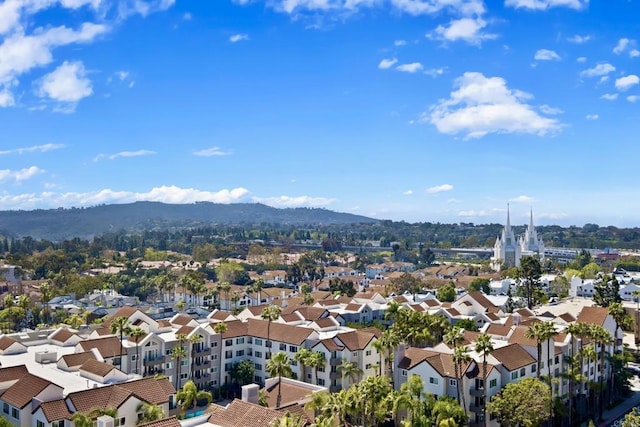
[491,207,544,271]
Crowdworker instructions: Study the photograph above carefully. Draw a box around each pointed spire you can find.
[529,208,535,231]
[505,203,511,232]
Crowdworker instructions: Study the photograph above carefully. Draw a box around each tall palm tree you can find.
[266,351,293,408]
[525,322,546,379]
[218,282,231,311]
[189,334,203,380]
[110,316,131,370]
[64,313,83,329]
[539,321,558,424]
[452,345,471,418]
[176,380,212,418]
[136,403,164,425]
[581,344,598,421]
[129,327,146,375]
[293,348,312,383]
[40,281,53,325]
[261,305,282,357]
[474,333,493,427]
[254,278,264,306]
[338,359,362,389]
[589,324,612,421]
[608,302,630,403]
[309,351,326,386]
[172,333,188,389]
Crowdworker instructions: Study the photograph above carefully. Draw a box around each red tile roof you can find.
[2,374,58,409]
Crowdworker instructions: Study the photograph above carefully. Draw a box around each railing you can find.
[469,387,484,397]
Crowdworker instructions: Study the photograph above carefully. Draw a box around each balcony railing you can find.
[469,387,484,397]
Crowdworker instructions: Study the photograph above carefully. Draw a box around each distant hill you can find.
[0,202,379,241]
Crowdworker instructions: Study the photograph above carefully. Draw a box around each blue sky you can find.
[1,0,640,227]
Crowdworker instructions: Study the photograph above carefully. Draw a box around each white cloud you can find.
[576,56,587,63]
[567,34,590,44]
[94,150,156,161]
[0,185,250,209]
[193,146,232,156]
[378,58,398,69]
[229,33,249,43]
[615,74,640,91]
[539,104,563,115]
[631,49,640,58]
[579,63,615,78]
[504,0,588,10]
[424,67,445,77]
[599,76,609,84]
[585,114,599,120]
[458,209,488,217]
[0,166,44,182]
[394,39,407,46]
[426,184,453,193]
[252,195,335,208]
[446,198,461,204]
[534,49,560,61]
[182,12,192,20]
[390,0,485,16]
[0,143,65,155]
[36,61,92,108]
[424,72,562,139]
[613,38,630,55]
[431,17,496,45]
[0,0,102,36]
[402,190,413,195]
[396,62,423,73]
[116,71,129,80]
[601,93,618,100]
[117,0,176,19]
[509,195,534,203]
[627,95,640,103]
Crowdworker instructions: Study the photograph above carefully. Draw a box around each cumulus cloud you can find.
[229,33,249,43]
[36,61,92,110]
[534,49,560,61]
[585,114,599,120]
[627,95,640,103]
[505,0,588,10]
[252,195,335,208]
[426,184,453,193]
[394,39,407,46]
[0,143,65,155]
[539,104,563,115]
[431,17,496,45]
[94,150,156,161]
[378,58,398,69]
[631,49,640,58]
[613,38,630,55]
[193,146,232,156]
[423,72,562,139]
[579,63,615,78]
[615,75,640,91]
[396,62,423,73]
[567,34,590,44]
[601,93,618,100]
[458,209,488,217]
[403,190,413,195]
[424,67,445,77]
[0,166,44,182]
[576,57,587,63]
[509,195,534,203]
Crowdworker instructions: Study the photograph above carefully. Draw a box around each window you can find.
[115,417,126,427]
[212,367,218,373]
[180,373,188,379]
[255,351,262,358]
[132,355,136,360]
[365,364,371,370]
[490,379,497,388]
[166,363,172,369]
[554,355,559,365]
[401,369,408,377]
[212,342,218,348]
[266,341,272,348]
[236,338,244,344]
[520,368,526,377]
[247,337,253,344]
[450,379,457,386]
[289,346,298,353]
[280,343,287,351]
[52,421,65,427]
[166,349,171,355]
[511,371,518,380]
[255,363,263,371]
[225,351,232,359]
[225,339,232,347]
[531,364,537,373]
[11,407,19,420]
[291,360,297,366]
[181,360,188,366]
[429,377,438,384]
[236,350,244,357]
[318,366,325,373]
[37,421,45,427]
[255,338,263,346]
[212,354,218,360]
[352,352,358,357]
[317,378,325,386]
[366,350,372,356]
[3,403,8,414]
[254,376,263,384]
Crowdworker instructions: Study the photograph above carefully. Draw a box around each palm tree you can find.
[172,333,188,389]
[213,322,227,335]
[254,278,264,306]
[589,324,612,421]
[40,281,53,325]
[309,351,326,386]
[261,305,282,356]
[129,327,146,375]
[582,344,598,421]
[540,321,558,424]
[608,302,630,403]
[452,345,471,418]
[266,351,293,408]
[525,322,546,379]
[338,359,362,389]
[269,412,304,427]
[64,313,83,329]
[189,334,203,380]
[474,332,493,427]
[293,348,312,383]
[136,403,164,425]
[110,316,131,370]
[176,380,212,418]
[72,412,94,427]
[218,282,231,310]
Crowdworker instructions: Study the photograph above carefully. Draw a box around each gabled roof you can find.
[78,336,122,358]
[60,351,97,368]
[171,314,195,326]
[397,347,466,378]
[137,417,181,427]
[491,343,536,371]
[2,373,58,408]
[0,365,29,382]
[507,326,537,347]
[467,291,499,312]
[37,399,73,422]
[80,359,119,377]
[577,306,609,326]
[313,338,343,352]
[0,336,21,351]
[206,399,299,427]
[335,330,375,351]
[49,328,77,343]
[246,319,313,345]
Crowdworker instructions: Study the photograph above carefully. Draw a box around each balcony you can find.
[195,347,210,356]
[469,404,483,414]
[469,387,484,397]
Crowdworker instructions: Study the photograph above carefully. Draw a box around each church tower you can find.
[520,209,545,258]
[491,205,522,270]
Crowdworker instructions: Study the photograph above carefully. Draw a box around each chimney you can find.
[96,416,114,427]
[241,384,260,405]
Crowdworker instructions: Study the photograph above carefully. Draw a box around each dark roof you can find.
[2,374,58,409]
[37,399,73,422]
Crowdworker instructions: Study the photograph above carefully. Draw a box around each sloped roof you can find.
[38,399,73,422]
[49,328,77,343]
[507,326,538,347]
[312,338,343,352]
[2,373,58,408]
[0,336,21,351]
[137,417,181,427]
[335,330,375,351]
[577,306,609,326]
[468,291,499,312]
[206,399,299,427]
[67,383,132,412]
[246,319,313,345]
[491,343,536,371]
[78,336,122,358]
[60,351,97,368]
[0,365,29,382]
[80,359,118,377]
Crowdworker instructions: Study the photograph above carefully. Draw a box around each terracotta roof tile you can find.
[335,330,375,351]
[38,399,73,422]
[577,306,609,326]
[78,336,123,358]
[137,417,181,427]
[491,343,536,371]
[206,399,299,427]
[80,359,118,377]
[486,324,512,337]
[264,379,315,409]
[67,384,132,412]
[312,338,343,352]
[176,325,195,336]
[468,291,499,312]
[246,319,313,346]
[60,351,97,369]
[507,326,538,347]
[2,374,57,408]
[0,365,29,382]
[117,377,175,404]
[50,328,76,343]
[172,314,195,326]
[0,336,19,351]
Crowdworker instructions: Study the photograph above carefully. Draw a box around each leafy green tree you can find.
[231,359,255,386]
[269,412,304,427]
[454,318,478,332]
[468,278,490,294]
[622,405,640,426]
[437,283,457,302]
[136,403,164,425]
[432,397,466,427]
[593,274,621,307]
[171,333,188,389]
[328,278,356,297]
[338,359,362,389]
[516,256,542,309]
[266,352,293,408]
[487,377,552,427]
[176,380,212,418]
